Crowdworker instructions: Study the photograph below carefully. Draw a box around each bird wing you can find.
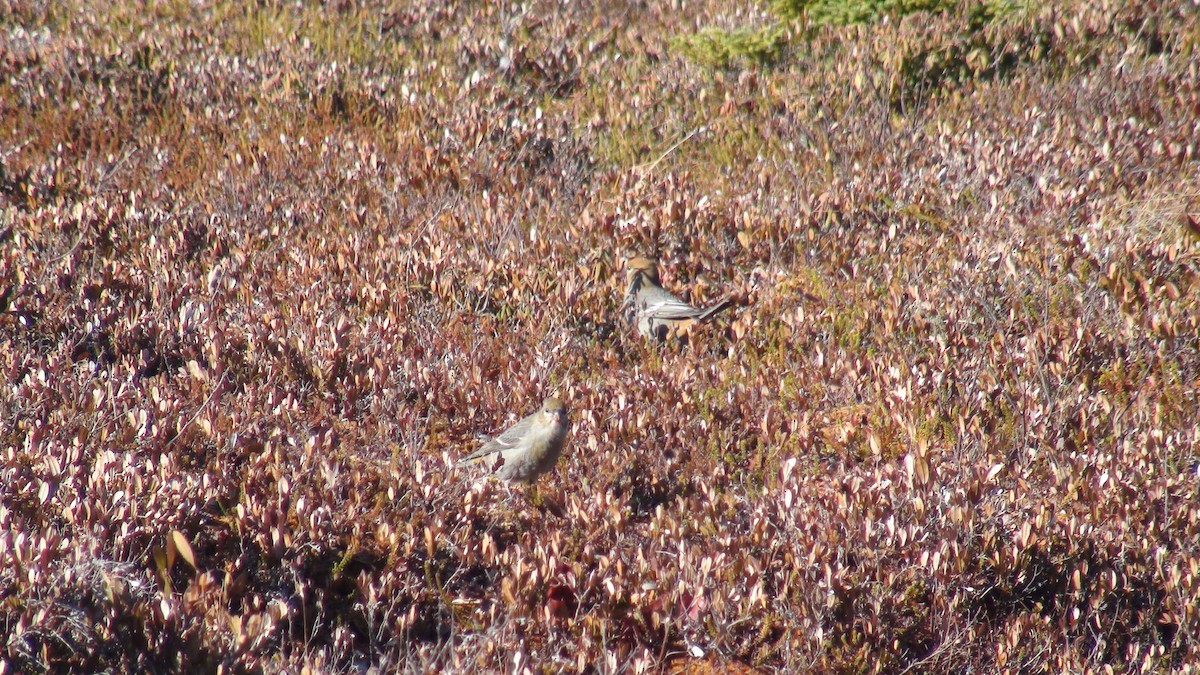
[458,415,531,464]
[639,287,704,320]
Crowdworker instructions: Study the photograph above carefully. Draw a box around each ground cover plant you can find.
[2,0,1199,672]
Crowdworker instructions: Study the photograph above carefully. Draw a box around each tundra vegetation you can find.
[2,0,1199,672]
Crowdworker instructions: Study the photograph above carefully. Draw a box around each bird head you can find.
[625,256,661,286]
[541,397,569,427]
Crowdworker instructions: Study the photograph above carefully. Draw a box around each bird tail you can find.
[696,296,734,321]
[456,447,494,466]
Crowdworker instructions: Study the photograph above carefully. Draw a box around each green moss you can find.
[1096,359,1131,409]
[831,305,866,351]
[915,406,956,454]
[206,2,406,70]
[297,6,386,66]
[672,25,787,70]
[773,0,956,26]
[703,120,773,169]
[582,54,698,168]
[901,577,927,603]
[592,113,661,167]
[1154,358,1191,464]
[773,0,1033,27]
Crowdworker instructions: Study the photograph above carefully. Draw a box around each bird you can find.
[623,256,734,341]
[457,397,570,483]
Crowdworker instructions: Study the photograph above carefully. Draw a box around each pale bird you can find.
[457,397,570,483]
